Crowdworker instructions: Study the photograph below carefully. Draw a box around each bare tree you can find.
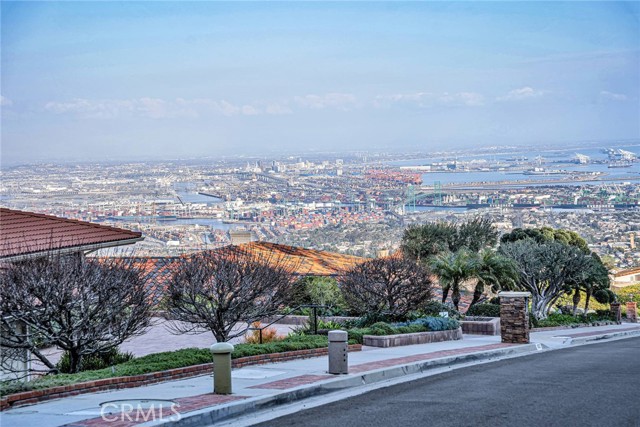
[339,257,433,318]
[0,253,153,374]
[165,246,297,342]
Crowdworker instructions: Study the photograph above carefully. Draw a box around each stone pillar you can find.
[499,292,531,344]
[626,302,638,323]
[610,302,622,324]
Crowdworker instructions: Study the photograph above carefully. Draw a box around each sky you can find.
[1,1,639,164]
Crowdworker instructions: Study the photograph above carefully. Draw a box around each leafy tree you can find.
[401,218,497,262]
[503,227,608,316]
[0,254,153,374]
[339,257,433,318]
[569,252,611,314]
[288,276,347,314]
[468,250,519,309]
[501,227,589,254]
[430,250,477,311]
[166,246,296,342]
[454,218,499,252]
[499,240,592,320]
[401,222,456,261]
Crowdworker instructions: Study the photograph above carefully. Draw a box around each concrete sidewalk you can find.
[2,323,639,427]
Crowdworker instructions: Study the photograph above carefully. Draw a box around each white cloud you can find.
[374,92,432,108]
[1,95,13,107]
[294,93,357,111]
[375,91,484,108]
[498,86,546,101]
[44,93,365,119]
[43,97,285,119]
[241,105,261,116]
[439,92,485,107]
[600,91,627,101]
[265,103,293,115]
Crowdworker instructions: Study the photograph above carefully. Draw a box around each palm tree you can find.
[469,250,519,309]
[430,250,476,311]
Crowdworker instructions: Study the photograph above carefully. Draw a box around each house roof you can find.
[0,208,143,261]
[124,242,369,301]
[613,266,640,278]
[229,241,369,277]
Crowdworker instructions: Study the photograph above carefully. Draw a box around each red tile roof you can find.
[0,208,143,260]
[227,241,369,277]
[122,242,369,302]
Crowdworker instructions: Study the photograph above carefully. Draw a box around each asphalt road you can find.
[254,337,640,427]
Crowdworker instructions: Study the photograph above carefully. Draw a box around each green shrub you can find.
[369,322,396,335]
[421,300,461,319]
[535,313,582,327]
[56,348,134,374]
[393,316,460,332]
[465,303,500,317]
[594,289,617,304]
[533,312,616,328]
[346,312,409,328]
[345,328,368,344]
[595,309,614,320]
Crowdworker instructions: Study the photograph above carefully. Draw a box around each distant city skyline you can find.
[2,1,639,165]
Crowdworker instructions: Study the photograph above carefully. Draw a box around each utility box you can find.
[328,330,348,374]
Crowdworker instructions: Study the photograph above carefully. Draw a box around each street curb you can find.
[566,328,640,345]
[149,343,541,426]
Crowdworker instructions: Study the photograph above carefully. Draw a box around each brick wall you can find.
[0,344,362,411]
[363,328,463,348]
[499,293,530,344]
[461,317,500,336]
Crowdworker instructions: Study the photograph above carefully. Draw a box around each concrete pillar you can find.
[610,302,622,324]
[328,330,348,374]
[499,291,531,344]
[626,302,638,323]
[210,343,234,394]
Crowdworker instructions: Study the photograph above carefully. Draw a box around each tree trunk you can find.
[452,285,461,312]
[214,331,228,343]
[584,290,592,316]
[468,283,484,310]
[441,285,450,304]
[572,289,581,316]
[68,349,83,374]
[531,296,554,320]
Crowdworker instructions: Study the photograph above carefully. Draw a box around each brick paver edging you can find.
[0,344,362,411]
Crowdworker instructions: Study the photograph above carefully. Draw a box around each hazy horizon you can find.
[2,1,639,165]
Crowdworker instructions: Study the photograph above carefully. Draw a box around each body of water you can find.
[387,146,640,186]
[174,182,223,204]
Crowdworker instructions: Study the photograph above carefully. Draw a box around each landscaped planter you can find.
[260,315,358,326]
[461,316,500,336]
[363,327,463,348]
[0,344,362,411]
